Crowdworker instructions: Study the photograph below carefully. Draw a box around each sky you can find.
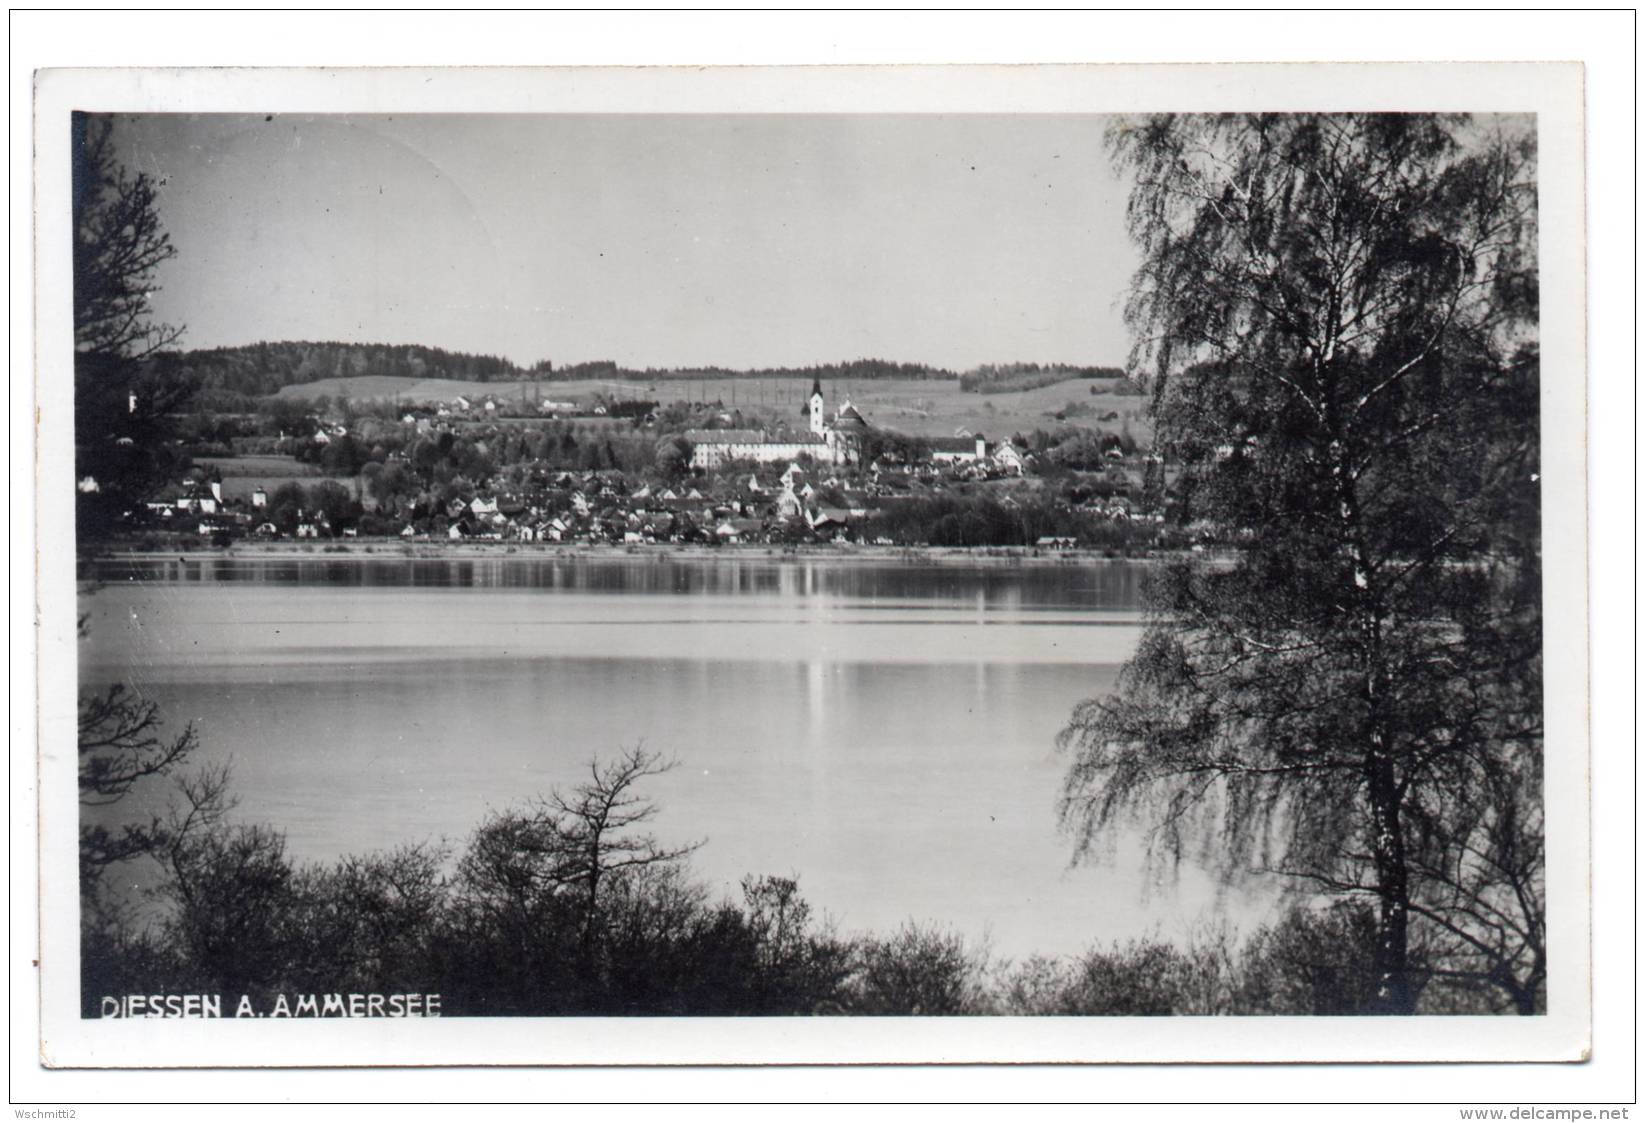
[106,113,1137,371]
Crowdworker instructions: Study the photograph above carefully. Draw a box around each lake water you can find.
[79,553,1236,959]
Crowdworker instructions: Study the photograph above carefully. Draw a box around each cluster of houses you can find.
[143,478,227,524]
[409,461,877,546]
[117,371,1168,545]
[392,454,1156,546]
[140,478,352,541]
[686,394,1030,481]
[294,393,603,447]
[128,433,1164,547]
[927,433,1027,475]
[408,393,592,426]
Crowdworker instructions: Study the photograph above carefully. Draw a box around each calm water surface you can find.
[80,554,1233,958]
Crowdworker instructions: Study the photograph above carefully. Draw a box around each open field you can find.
[192,454,325,478]
[277,375,1153,441]
[274,375,548,404]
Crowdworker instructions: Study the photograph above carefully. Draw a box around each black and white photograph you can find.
[28,56,1598,1075]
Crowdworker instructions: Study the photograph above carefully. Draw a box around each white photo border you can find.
[32,61,1589,1069]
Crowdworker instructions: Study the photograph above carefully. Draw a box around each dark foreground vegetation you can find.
[82,735,1519,1018]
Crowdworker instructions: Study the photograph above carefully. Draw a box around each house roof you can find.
[683,428,827,446]
[683,428,765,444]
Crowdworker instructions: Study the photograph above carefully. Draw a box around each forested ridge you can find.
[148,343,965,400]
[148,341,524,398]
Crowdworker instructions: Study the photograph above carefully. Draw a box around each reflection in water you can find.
[77,556,1254,957]
[86,553,1147,611]
[807,658,828,740]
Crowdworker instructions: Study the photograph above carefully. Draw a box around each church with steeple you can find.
[683,379,870,470]
[804,378,869,456]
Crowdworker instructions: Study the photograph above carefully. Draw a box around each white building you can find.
[930,434,990,465]
[686,380,869,470]
[929,434,1026,475]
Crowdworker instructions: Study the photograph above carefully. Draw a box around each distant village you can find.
[88,378,1181,553]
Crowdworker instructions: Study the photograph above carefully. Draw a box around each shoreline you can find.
[80,540,1174,568]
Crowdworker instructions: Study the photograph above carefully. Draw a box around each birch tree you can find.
[1060,114,1542,1014]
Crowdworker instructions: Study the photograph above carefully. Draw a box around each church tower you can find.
[808,377,826,435]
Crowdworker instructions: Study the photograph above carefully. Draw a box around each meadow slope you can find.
[277,375,1152,441]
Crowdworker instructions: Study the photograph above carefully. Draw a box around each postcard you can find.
[33,61,1589,1067]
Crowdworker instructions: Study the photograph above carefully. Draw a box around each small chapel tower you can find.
[807,377,826,435]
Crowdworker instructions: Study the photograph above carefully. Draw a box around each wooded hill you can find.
[149,341,522,399]
[148,342,963,401]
